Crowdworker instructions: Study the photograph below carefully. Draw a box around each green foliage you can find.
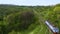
[43,4,60,33]
[0,4,60,34]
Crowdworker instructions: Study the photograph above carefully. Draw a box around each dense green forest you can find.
[0,4,60,34]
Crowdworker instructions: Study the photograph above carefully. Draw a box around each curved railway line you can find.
[33,9,52,34]
[33,9,59,34]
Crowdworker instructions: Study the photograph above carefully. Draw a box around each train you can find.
[45,21,59,34]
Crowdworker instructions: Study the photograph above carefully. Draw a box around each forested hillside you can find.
[0,4,60,34]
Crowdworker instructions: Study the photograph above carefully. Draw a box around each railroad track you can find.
[33,9,52,34]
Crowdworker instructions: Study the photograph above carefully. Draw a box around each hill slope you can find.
[0,4,60,34]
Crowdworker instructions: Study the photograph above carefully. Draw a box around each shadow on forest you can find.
[0,11,37,34]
